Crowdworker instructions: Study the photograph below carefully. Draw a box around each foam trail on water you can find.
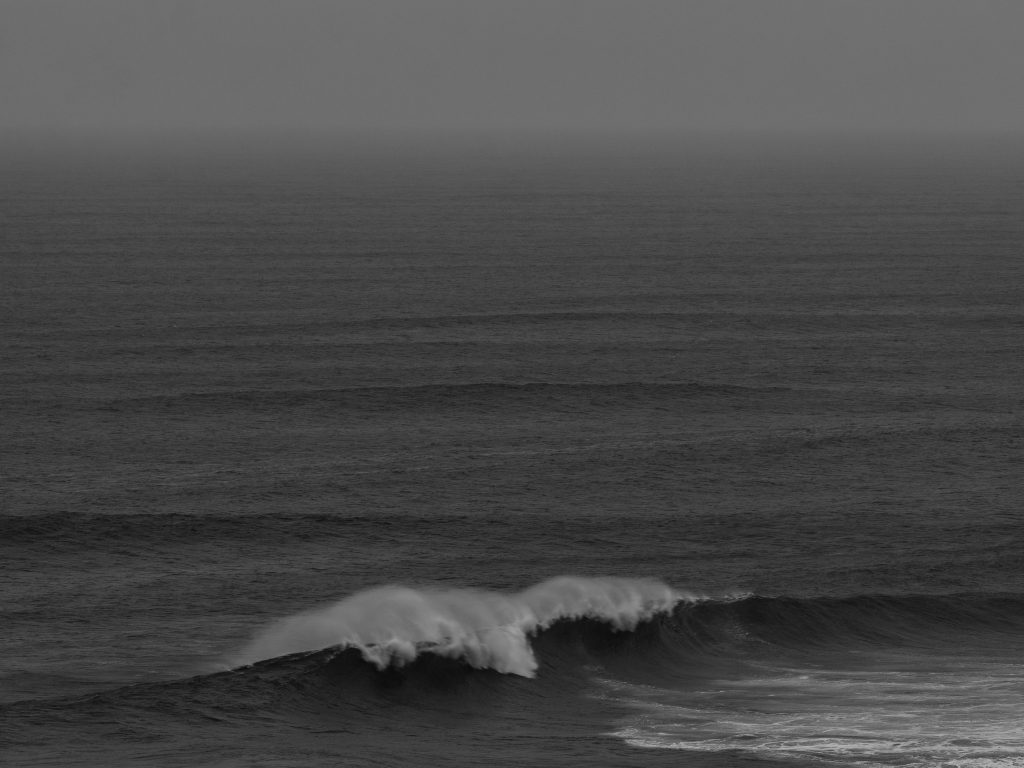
[233,576,684,676]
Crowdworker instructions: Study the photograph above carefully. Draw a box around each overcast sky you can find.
[3,0,1023,140]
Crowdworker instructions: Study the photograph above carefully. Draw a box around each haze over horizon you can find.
[3,0,1024,146]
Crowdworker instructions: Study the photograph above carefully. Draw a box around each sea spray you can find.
[233,576,684,676]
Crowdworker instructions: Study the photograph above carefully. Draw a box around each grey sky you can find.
[3,0,1023,139]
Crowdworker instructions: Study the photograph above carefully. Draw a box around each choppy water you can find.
[2,138,1023,767]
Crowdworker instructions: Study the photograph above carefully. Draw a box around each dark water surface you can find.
[2,138,1023,767]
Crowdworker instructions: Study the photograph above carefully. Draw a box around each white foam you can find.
[232,576,684,677]
[603,660,1024,767]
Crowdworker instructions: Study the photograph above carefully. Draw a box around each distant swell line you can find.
[147,310,751,336]
[59,380,791,412]
[142,308,1024,336]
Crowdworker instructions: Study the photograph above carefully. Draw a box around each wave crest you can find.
[232,577,684,677]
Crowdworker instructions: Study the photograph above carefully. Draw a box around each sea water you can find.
[2,136,1023,767]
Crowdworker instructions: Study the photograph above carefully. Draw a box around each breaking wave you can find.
[232,580,1024,681]
[232,577,684,676]
[6,580,1024,766]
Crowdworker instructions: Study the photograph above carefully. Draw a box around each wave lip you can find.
[232,577,684,677]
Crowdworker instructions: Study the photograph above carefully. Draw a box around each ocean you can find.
[2,136,1023,767]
